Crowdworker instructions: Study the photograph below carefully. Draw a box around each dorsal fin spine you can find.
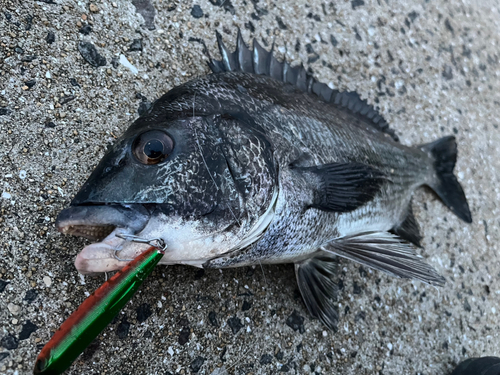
[206,32,399,142]
[236,30,253,73]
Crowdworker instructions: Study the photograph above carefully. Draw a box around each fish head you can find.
[56,112,278,274]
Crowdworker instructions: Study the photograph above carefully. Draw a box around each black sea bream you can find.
[56,32,472,329]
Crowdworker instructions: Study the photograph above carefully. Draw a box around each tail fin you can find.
[421,136,472,223]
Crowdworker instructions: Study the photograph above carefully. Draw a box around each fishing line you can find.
[191,93,240,226]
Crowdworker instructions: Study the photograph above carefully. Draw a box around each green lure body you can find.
[34,247,163,374]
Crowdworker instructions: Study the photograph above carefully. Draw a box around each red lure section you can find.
[34,246,162,374]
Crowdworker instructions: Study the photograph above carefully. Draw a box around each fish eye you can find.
[132,130,174,165]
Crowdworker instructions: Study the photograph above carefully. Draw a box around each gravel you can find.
[129,38,143,52]
[1,0,499,374]
[191,5,204,19]
[77,41,107,67]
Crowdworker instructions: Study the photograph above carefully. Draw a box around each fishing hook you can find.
[114,234,168,261]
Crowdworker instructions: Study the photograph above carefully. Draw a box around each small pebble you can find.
[25,79,36,89]
[19,321,38,340]
[69,78,80,87]
[227,316,243,334]
[23,289,38,302]
[116,318,130,339]
[131,0,156,30]
[286,310,305,333]
[7,303,21,316]
[242,300,252,311]
[78,41,106,67]
[46,31,55,44]
[0,280,8,293]
[178,327,190,345]
[191,5,204,19]
[0,335,18,350]
[43,276,52,287]
[59,95,75,105]
[260,354,273,364]
[208,311,219,327]
[129,39,143,52]
[89,3,99,13]
[21,55,36,62]
[111,57,119,68]
[136,303,152,323]
[79,24,92,35]
[190,356,205,373]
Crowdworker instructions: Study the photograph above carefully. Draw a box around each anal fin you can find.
[322,232,445,286]
[295,255,339,330]
[390,202,422,247]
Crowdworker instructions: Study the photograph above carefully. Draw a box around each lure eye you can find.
[132,130,174,165]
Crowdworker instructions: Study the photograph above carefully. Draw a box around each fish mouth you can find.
[58,223,117,241]
[56,204,151,274]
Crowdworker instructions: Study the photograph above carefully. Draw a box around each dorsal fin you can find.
[206,30,399,142]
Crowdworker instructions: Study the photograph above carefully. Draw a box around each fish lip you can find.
[73,226,146,274]
[56,204,151,240]
[56,204,152,274]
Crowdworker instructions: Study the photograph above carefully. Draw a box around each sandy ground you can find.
[1,0,500,374]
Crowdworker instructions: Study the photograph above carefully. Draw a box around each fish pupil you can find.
[144,140,164,159]
[132,130,173,165]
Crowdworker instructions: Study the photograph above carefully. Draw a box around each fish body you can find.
[56,32,471,328]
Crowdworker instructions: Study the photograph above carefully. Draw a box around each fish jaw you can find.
[74,217,238,273]
[56,205,152,274]
[56,205,151,240]
[57,206,241,273]
[73,228,151,274]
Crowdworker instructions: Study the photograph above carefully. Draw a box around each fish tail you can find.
[421,136,472,223]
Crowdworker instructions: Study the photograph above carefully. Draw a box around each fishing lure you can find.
[34,241,165,375]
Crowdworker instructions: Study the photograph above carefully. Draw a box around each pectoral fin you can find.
[322,232,445,286]
[295,255,339,330]
[294,162,386,212]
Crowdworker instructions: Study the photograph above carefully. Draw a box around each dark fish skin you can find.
[56,32,472,330]
[450,357,500,375]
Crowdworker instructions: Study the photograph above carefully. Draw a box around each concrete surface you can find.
[1,0,500,374]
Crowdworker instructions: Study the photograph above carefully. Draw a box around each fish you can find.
[55,31,472,329]
[450,357,500,375]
